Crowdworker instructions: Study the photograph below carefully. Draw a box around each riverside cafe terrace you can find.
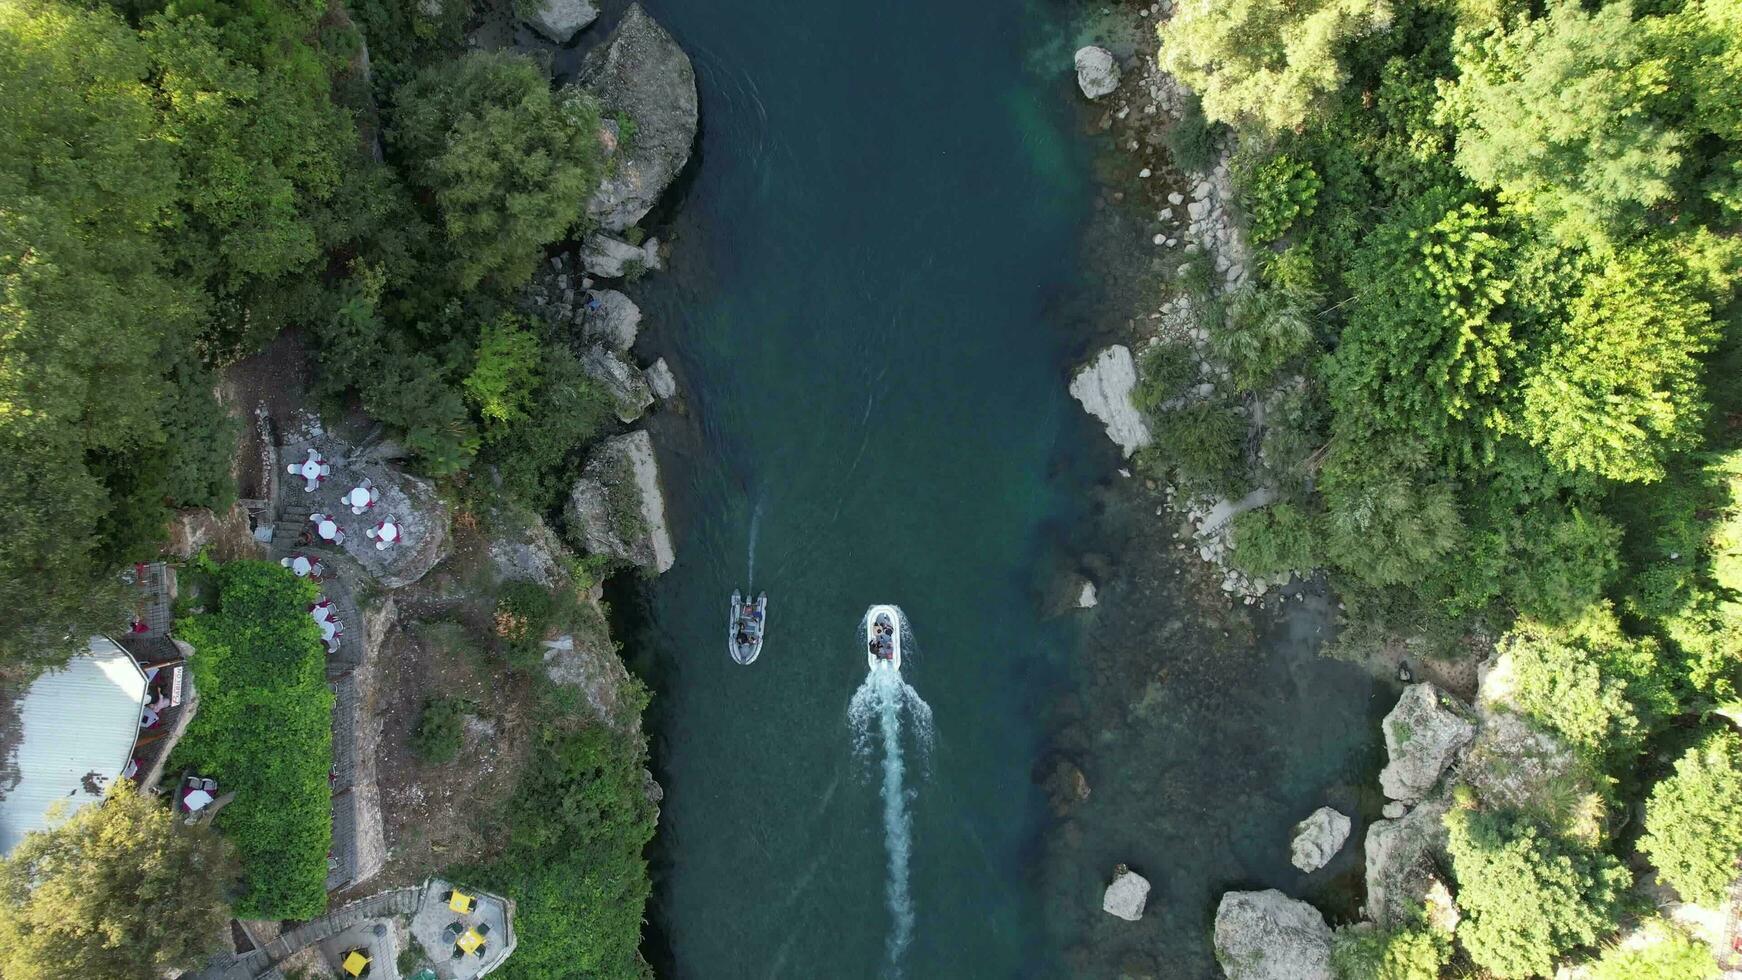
[0,635,183,853]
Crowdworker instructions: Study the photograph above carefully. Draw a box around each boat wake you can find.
[848,610,933,974]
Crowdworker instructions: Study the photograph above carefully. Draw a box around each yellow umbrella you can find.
[448,890,475,914]
[457,928,486,955]
[342,950,370,976]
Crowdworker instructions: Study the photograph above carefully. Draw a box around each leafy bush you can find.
[457,720,657,980]
[1641,729,1742,907]
[1587,918,1718,980]
[1212,283,1318,392]
[1229,503,1320,577]
[464,315,543,429]
[1320,451,1462,587]
[1241,154,1322,243]
[493,580,575,670]
[1146,398,1249,496]
[1133,340,1201,413]
[415,697,475,764]
[1329,921,1451,980]
[1446,807,1629,978]
[173,561,333,919]
[482,346,615,511]
[1164,93,1220,173]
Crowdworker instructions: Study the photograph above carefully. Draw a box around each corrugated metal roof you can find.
[0,636,147,854]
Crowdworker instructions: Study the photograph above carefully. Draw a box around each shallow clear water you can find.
[615,0,1385,975]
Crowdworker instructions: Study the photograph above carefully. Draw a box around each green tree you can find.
[389,50,606,289]
[1517,247,1716,484]
[1444,0,1686,243]
[1211,283,1318,393]
[0,781,235,980]
[142,1,353,344]
[1327,190,1515,466]
[1641,729,1742,907]
[1158,0,1393,131]
[1229,502,1320,577]
[1446,807,1629,978]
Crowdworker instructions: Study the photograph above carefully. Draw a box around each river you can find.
[612,0,1386,975]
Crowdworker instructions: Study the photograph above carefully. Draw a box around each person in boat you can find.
[737,629,751,646]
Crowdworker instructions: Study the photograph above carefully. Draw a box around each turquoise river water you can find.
[610,0,1389,975]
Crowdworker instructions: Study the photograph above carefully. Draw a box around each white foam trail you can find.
[747,499,762,588]
[847,613,934,974]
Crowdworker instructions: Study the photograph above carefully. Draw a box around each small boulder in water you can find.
[1075,46,1120,100]
[522,0,597,43]
[1289,806,1351,873]
[1069,345,1152,457]
[1103,865,1151,921]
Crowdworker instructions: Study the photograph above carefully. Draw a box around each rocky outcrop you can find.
[1290,807,1351,873]
[1214,890,1333,980]
[522,0,596,43]
[1462,710,1584,820]
[582,234,663,279]
[562,430,675,573]
[1075,46,1120,100]
[1379,684,1474,802]
[1363,793,1451,928]
[582,289,642,351]
[581,346,654,423]
[1070,345,1151,457]
[340,463,451,589]
[487,516,569,588]
[576,4,698,231]
[1040,757,1090,816]
[1103,866,1150,921]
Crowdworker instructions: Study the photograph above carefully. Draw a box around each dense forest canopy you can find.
[1152,0,1742,972]
[0,0,611,667]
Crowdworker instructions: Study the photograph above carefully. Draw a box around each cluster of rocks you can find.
[562,429,676,575]
[523,255,679,424]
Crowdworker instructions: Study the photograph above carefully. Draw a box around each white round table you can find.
[290,555,312,576]
[378,522,400,543]
[344,487,371,512]
[317,519,339,540]
[299,459,321,481]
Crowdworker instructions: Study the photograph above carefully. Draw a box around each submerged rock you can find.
[1378,683,1474,802]
[562,430,675,573]
[1290,807,1351,873]
[1075,46,1120,100]
[1103,866,1151,921]
[1077,579,1099,608]
[1214,890,1333,980]
[645,357,678,400]
[576,3,698,231]
[1040,757,1091,816]
[580,288,642,351]
[1070,345,1152,458]
[522,0,597,43]
[1363,792,1451,929]
[580,346,654,423]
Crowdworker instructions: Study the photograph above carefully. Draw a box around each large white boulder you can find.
[1214,890,1333,980]
[522,0,597,43]
[1074,46,1120,100]
[562,430,675,573]
[1363,793,1451,928]
[575,4,698,231]
[1290,807,1351,873]
[581,234,662,279]
[581,289,642,351]
[1379,683,1475,802]
[1102,866,1151,921]
[1070,345,1152,458]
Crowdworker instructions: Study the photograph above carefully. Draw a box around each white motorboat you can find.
[866,604,901,671]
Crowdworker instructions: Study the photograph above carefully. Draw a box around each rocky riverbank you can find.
[1038,6,1388,977]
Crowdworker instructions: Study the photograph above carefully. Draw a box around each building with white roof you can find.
[0,635,148,854]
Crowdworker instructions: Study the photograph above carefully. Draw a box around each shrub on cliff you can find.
[1641,728,1742,907]
[1229,503,1320,577]
[1329,919,1451,980]
[1587,918,1718,980]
